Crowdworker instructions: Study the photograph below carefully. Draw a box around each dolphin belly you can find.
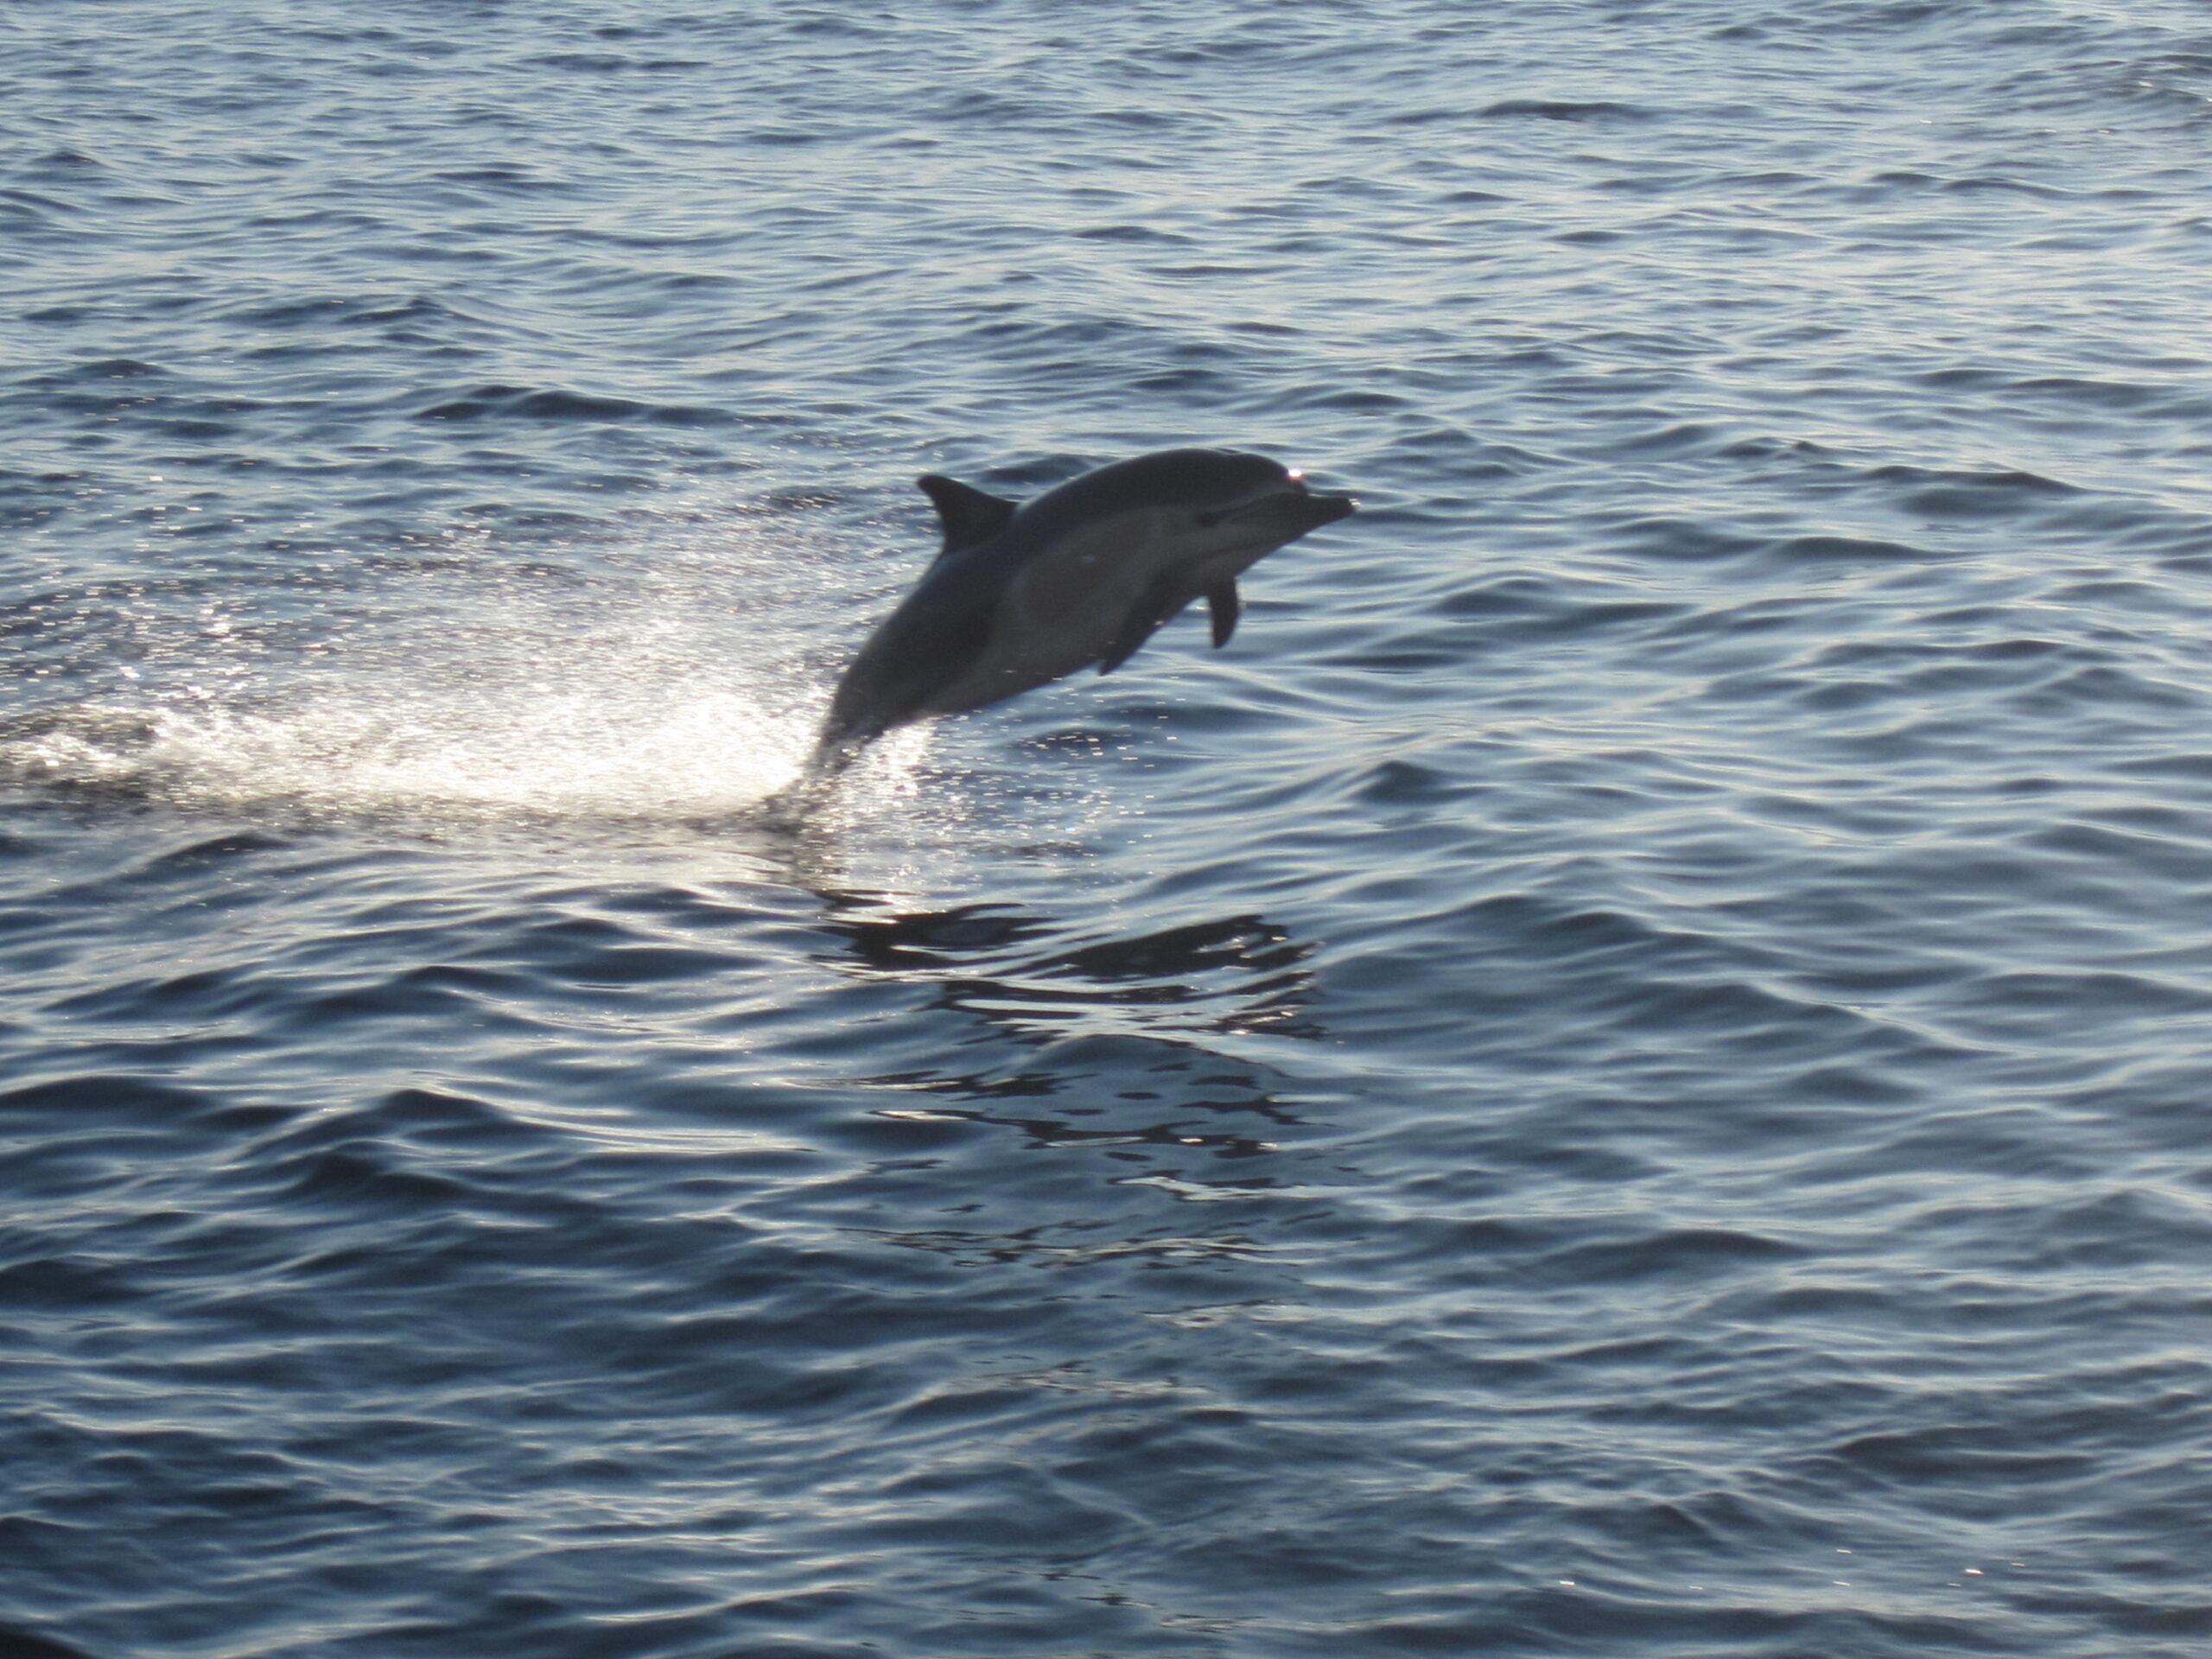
[914,522,1169,713]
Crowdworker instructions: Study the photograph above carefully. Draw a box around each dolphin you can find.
[806,448,1355,777]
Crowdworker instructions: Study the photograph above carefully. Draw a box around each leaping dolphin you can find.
[807,448,1355,778]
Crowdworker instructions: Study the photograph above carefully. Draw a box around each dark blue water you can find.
[6,2,2212,1655]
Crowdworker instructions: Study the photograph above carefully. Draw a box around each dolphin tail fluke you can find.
[802,720,876,788]
[1207,580,1240,648]
[758,727,871,829]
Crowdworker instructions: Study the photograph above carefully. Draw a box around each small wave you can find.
[1477,98,1658,123]
[1765,533,1934,563]
[414,385,736,425]
[526,53,706,74]
[48,358,165,382]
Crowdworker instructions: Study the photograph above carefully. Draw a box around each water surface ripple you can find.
[4,2,2212,1656]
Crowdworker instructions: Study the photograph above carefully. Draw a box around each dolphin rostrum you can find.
[807,448,1355,777]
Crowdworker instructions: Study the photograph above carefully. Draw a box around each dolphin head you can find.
[1021,448,1354,562]
[988,448,1355,680]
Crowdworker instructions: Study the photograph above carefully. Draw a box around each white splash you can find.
[2,511,877,831]
[100,683,814,824]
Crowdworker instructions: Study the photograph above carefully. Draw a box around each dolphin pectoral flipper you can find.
[917,475,1019,559]
[1206,580,1240,648]
[1097,573,1191,676]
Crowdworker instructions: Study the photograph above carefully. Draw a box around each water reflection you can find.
[810,892,1326,1186]
[823,897,1321,1039]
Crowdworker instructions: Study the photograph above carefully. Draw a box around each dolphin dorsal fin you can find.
[916,474,1018,558]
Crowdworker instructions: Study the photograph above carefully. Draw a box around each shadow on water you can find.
[808,891,1329,1181]
[830,897,1320,1039]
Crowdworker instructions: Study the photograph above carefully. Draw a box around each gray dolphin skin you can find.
[808,448,1355,776]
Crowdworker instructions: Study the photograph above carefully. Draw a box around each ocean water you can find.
[4,1,2212,1655]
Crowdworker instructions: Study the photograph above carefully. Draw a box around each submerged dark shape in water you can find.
[806,448,1355,779]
